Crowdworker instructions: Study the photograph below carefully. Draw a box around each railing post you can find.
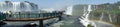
[58,12,63,21]
[58,16,62,21]
[39,20,43,27]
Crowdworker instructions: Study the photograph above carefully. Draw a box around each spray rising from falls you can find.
[64,6,73,15]
[79,5,96,27]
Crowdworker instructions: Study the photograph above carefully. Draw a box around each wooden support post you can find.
[39,20,43,27]
[59,16,62,21]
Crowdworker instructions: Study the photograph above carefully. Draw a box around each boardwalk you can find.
[2,11,63,27]
[1,11,115,27]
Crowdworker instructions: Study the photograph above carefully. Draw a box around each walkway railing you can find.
[3,11,64,27]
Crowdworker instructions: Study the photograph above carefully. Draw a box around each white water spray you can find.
[0,1,38,12]
[64,6,73,15]
[79,5,96,27]
[12,2,20,12]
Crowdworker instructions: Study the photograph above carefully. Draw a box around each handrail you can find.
[4,15,61,21]
[3,12,63,27]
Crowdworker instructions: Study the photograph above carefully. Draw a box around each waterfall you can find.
[12,2,20,12]
[99,13,112,22]
[85,4,92,19]
[0,1,38,13]
[109,14,112,22]
[24,2,31,12]
[79,5,96,27]
[99,13,104,21]
[64,6,73,15]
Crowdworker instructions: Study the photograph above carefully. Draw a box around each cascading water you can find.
[12,2,20,12]
[109,14,112,22]
[79,5,96,27]
[23,2,31,12]
[0,1,38,13]
[64,6,73,15]
[99,13,104,21]
[99,13,112,22]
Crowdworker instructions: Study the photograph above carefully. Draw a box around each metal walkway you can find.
[3,11,64,27]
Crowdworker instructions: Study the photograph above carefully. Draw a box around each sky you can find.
[0,0,119,9]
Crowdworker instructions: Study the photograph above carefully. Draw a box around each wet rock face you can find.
[90,11,120,24]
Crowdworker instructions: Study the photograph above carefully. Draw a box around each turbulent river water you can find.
[1,15,115,27]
